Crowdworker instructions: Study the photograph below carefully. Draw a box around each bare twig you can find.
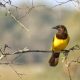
[7,10,29,32]
[63,45,80,80]
[51,0,73,8]
[0,44,80,80]
[5,55,24,80]
[67,66,72,80]
[0,44,79,55]
[0,44,24,80]
[32,0,34,7]
[0,0,29,32]
[0,2,5,7]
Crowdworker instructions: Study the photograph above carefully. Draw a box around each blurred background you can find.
[0,0,80,80]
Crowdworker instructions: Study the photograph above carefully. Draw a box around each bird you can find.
[49,25,70,66]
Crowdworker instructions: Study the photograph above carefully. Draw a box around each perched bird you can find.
[49,25,70,66]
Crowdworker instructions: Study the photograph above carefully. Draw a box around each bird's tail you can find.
[49,52,60,66]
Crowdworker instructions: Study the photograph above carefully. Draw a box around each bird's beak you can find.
[52,26,58,29]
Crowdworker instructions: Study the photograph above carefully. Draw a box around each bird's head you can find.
[52,25,67,34]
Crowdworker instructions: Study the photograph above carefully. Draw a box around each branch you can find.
[0,44,80,80]
[63,45,80,80]
[67,66,72,80]
[52,0,73,8]
[5,56,24,80]
[7,10,29,32]
[0,44,79,56]
[0,44,25,80]
[0,1,30,32]
[0,2,5,7]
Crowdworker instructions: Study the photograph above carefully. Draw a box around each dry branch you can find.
[7,10,29,32]
[0,44,79,55]
[0,44,80,80]
[0,1,30,32]
[52,0,73,8]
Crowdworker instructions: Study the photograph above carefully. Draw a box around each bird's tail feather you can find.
[49,52,60,66]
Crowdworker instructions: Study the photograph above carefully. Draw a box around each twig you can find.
[52,0,73,8]
[0,43,24,80]
[0,0,29,32]
[67,66,72,80]
[0,44,11,60]
[5,56,23,80]
[0,45,79,56]
[32,0,34,7]
[63,45,80,80]
[7,10,29,32]
[0,2,5,7]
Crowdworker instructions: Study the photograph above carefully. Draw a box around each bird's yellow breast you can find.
[52,35,70,51]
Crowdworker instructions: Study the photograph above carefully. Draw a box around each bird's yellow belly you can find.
[52,36,69,51]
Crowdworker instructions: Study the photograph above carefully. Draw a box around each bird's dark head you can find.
[52,25,68,39]
[52,25,67,34]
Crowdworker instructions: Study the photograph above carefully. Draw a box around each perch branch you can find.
[0,44,80,55]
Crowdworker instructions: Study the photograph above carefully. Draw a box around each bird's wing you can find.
[50,37,54,50]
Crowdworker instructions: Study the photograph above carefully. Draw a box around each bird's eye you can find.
[58,27,63,31]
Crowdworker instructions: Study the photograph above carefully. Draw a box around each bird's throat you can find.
[56,33,68,39]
